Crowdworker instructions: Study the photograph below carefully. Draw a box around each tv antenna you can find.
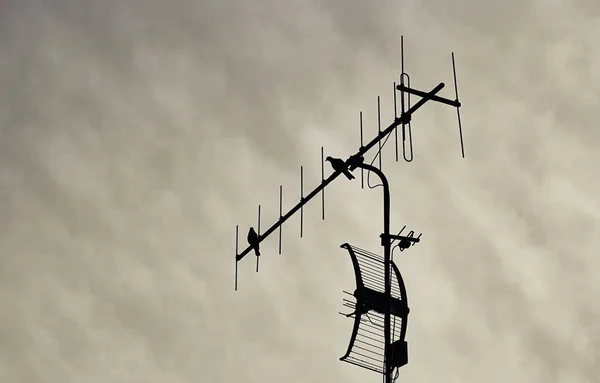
[233,36,464,383]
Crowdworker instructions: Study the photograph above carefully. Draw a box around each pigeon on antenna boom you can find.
[326,156,355,180]
[247,227,260,256]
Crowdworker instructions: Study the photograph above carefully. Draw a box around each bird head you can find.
[325,156,333,162]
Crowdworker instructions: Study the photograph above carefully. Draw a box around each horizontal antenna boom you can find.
[235,83,445,262]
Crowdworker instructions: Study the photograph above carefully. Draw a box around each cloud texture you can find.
[1,1,599,382]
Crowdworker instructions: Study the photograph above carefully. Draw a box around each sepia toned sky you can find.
[1,1,599,382]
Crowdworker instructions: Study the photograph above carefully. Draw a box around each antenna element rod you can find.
[321,147,325,220]
[300,166,304,238]
[235,225,239,290]
[278,186,283,254]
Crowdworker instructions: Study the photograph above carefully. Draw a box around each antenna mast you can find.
[233,36,465,383]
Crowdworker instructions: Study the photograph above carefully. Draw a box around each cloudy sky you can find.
[1,0,599,382]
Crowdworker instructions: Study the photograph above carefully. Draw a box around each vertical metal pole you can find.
[360,112,364,189]
[257,205,261,272]
[452,52,465,158]
[356,163,391,383]
[383,186,392,383]
[393,82,399,162]
[278,186,283,254]
[321,147,325,220]
[235,225,239,291]
[300,166,304,238]
[377,96,382,171]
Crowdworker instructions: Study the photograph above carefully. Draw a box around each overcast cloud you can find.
[1,1,599,382]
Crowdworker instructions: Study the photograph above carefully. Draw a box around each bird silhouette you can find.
[247,227,260,256]
[326,156,355,180]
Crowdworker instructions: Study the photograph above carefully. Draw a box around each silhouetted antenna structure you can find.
[390,225,422,258]
[339,243,409,375]
[233,36,466,383]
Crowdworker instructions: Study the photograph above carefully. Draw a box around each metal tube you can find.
[355,162,392,383]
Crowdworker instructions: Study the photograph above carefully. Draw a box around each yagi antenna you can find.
[234,36,465,286]
[236,80,447,265]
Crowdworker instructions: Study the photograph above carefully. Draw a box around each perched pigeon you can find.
[326,156,355,180]
[247,227,260,256]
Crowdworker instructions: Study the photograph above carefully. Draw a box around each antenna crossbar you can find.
[396,84,460,108]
